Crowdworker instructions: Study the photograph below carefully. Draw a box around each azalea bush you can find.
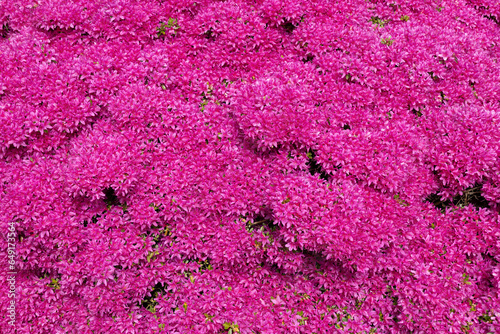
[1,0,500,333]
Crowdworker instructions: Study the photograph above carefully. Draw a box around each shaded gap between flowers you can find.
[139,282,167,313]
[410,107,423,118]
[103,187,121,207]
[199,258,212,272]
[306,149,330,181]
[483,14,499,25]
[39,25,77,37]
[425,183,489,211]
[293,249,352,289]
[1,22,10,39]
[35,270,62,290]
[142,223,172,248]
[281,19,298,34]
[203,27,215,41]
[245,214,279,232]
[102,186,129,214]
[83,214,100,227]
[302,54,314,63]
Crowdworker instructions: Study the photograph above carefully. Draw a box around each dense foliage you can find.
[1,0,500,333]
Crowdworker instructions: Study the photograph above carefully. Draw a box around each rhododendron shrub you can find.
[1,0,500,333]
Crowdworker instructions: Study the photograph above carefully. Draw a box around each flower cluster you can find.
[1,0,500,333]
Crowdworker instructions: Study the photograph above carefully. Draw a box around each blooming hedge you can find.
[1,0,500,333]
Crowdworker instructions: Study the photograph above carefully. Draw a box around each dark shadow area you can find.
[139,282,167,313]
[1,23,10,38]
[203,28,215,40]
[245,214,279,232]
[302,54,314,63]
[344,73,355,83]
[411,107,423,118]
[425,193,451,211]
[199,258,212,271]
[453,183,489,208]
[425,183,490,211]
[306,149,330,181]
[483,14,499,24]
[142,224,171,248]
[103,187,121,207]
[280,19,298,34]
[83,214,100,227]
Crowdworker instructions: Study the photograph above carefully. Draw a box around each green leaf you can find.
[370,16,388,27]
[381,38,394,46]
[167,18,177,28]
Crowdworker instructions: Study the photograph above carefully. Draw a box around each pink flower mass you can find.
[1,0,500,333]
